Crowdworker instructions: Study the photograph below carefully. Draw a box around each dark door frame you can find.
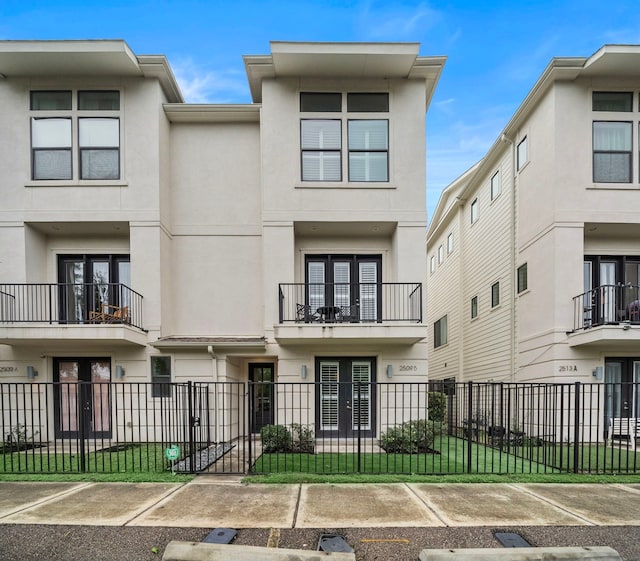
[315,356,377,438]
[53,357,112,439]
[249,363,275,434]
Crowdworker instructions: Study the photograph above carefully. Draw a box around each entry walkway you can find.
[1,480,639,528]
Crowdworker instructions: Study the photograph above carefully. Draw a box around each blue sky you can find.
[3,0,640,221]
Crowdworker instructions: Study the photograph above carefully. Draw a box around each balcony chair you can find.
[89,304,130,324]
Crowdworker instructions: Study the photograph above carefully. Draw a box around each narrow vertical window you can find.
[517,137,528,170]
[491,170,501,200]
[471,198,478,224]
[491,282,500,308]
[517,263,528,293]
[430,256,436,274]
[434,315,448,348]
[438,244,444,264]
[471,296,478,319]
[151,356,172,398]
[447,233,453,254]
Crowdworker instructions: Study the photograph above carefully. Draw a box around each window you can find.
[301,119,341,181]
[517,263,528,293]
[348,119,388,181]
[447,233,453,254]
[491,282,500,308]
[434,315,447,348]
[593,121,632,183]
[151,356,171,398]
[470,198,478,224]
[471,296,478,319]
[430,255,436,274]
[30,90,121,181]
[438,244,444,264]
[301,92,389,183]
[517,137,528,170]
[593,92,632,112]
[491,170,501,200]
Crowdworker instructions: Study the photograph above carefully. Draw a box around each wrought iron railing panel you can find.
[573,284,640,331]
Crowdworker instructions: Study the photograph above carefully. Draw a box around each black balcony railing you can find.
[278,282,422,323]
[573,284,640,331]
[0,283,144,330]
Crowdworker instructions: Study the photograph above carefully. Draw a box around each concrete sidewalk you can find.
[1,480,639,528]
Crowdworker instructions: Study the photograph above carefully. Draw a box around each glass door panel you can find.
[250,363,274,434]
[359,261,378,321]
[600,262,617,323]
[62,260,86,322]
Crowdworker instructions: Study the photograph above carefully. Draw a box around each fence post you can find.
[78,381,88,473]
[247,381,253,472]
[356,382,362,474]
[573,381,581,474]
[466,381,473,474]
[187,381,195,474]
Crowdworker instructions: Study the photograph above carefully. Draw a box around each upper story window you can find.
[591,91,640,184]
[447,233,454,254]
[470,198,478,224]
[434,315,447,348]
[300,92,388,183]
[430,255,436,274]
[491,281,500,308]
[471,295,478,319]
[490,170,501,200]
[516,137,528,171]
[517,263,528,293]
[438,244,444,264]
[30,90,121,181]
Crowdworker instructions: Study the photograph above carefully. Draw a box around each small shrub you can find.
[260,424,292,453]
[428,392,446,423]
[380,419,434,454]
[289,423,315,453]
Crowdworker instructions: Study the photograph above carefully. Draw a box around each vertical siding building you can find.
[427,45,640,423]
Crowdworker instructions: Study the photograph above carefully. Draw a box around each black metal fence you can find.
[278,283,422,323]
[0,283,144,330]
[1,380,638,476]
[573,284,640,331]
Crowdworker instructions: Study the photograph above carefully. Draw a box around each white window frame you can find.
[490,170,501,200]
[438,244,444,264]
[517,137,528,171]
[470,198,478,224]
[430,255,436,274]
[447,233,453,254]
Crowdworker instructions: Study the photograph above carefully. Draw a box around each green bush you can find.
[428,391,447,423]
[260,423,315,453]
[379,419,435,454]
[260,424,292,453]
[290,423,315,453]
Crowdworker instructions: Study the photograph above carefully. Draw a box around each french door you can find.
[604,358,640,436]
[306,255,381,322]
[58,254,130,323]
[316,357,376,437]
[53,357,112,439]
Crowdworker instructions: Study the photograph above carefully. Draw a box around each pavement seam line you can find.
[403,483,450,527]
[614,483,640,495]
[291,483,302,528]
[122,483,187,527]
[0,482,94,520]
[507,484,596,526]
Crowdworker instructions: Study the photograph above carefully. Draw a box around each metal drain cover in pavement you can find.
[202,528,237,544]
[494,532,532,548]
[318,533,354,553]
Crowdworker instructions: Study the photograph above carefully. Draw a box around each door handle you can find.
[346,400,352,410]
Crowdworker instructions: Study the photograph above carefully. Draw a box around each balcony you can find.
[569,284,640,348]
[0,283,147,347]
[275,282,426,345]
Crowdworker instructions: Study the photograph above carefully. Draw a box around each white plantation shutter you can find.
[308,262,325,311]
[301,120,341,181]
[359,262,378,321]
[348,120,388,181]
[320,361,339,431]
[333,262,351,310]
[351,361,371,430]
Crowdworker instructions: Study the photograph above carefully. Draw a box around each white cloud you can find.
[172,58,249,104]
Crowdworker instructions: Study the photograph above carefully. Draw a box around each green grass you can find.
[0,443,193,482]
[251,435,559,476]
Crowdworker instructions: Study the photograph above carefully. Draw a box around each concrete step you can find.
[419,546,622,561]
[163,541,356,561]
